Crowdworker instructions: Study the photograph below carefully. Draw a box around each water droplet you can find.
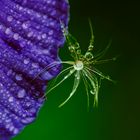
[47,0,51,4]
[23,58,30,64]
[41,71,53,80]
[25,102,31,107]
[0,83,3,88]
[48,30,53,35]
[0,24,3,29]
[22,22,29,29]
[8,96,14,102]
[5,28,11,35]
[42,33,47,39]
[37,35,41,40]
[32,63,39,68]
[9,126,14,132]
[30,108,36,113]
[13,33,19,40]
[42,49,49,54]
[7,16,13,22]
[5,119,11,123]
[85,52,93,60]
[88,45,94,51]
[13,128,19,135]
[27,31,33,37]
[21,117,35,124]
[15,74,23,81]
[74,61,84,71]
[17,89,26,98]
[7,69,13,76]
[90,90,95,95]
[5,124,10,129]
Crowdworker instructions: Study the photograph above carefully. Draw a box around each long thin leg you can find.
[47,66,73,91]
[61,21,81,60]
[93,57,117,65]
[94,40,112,60]
[88,19,94,51]
[84,20,95,60]
[85,66,115,83]
[59,71,80,107]
[32,61,74,81]
[81,72,90,109]
[83,69,99,106]
[47,69,75,95]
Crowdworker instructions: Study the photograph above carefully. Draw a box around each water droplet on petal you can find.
[13,128,19,135]
[85,52,93,60]
[8,96,14,102]
[42,33,47,39]
[32,63,39,68]
[5,28,12,35]
[27,31,33,37]
[21,117,35,124]
[48,30,53,35]
[23,58,30,64]
[22,22,29,29]
[9,126,14,132]
[7,16,13,22]
[15,74,23,81]
[17,89,26,98]
[13,33,19,40]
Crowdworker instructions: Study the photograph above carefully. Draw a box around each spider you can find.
[38,20,116,108]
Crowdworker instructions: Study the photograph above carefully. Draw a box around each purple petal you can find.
[0,0,69,139]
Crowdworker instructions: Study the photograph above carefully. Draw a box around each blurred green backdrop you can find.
[13,0,140,140]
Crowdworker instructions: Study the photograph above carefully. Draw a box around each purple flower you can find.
[0,0,69,139]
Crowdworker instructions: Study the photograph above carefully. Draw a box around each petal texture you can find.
[0,0,69,139]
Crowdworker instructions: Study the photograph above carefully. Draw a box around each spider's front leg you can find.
[84,20,95,61]
[62,25,82,61]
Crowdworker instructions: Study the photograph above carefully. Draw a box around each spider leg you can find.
[59,71,80,107]
[84,20,95,60]
[83,69,99,107]
[85,66,115,83]
[93,57,117,65]
[94,40,112,60]
[61,22,82,60]
[81,72,90,109]
[88,19,94,51]
[32,61,74,81]
[47,69,75,95]
[32,61,60,81]
[47,66,73,93]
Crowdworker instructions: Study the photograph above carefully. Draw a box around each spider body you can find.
[74,61,84,71]
[41,21,116,108]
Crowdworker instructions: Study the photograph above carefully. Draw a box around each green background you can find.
[14,0,140,140]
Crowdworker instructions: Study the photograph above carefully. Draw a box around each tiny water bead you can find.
[13,33,19,40]
[15,74,23,81]
[42,33,47,39]
[23,58,30,64]
[22,22,29,29]
[74,60,84,71]
[7,16,13,22]
[8,97,14,103]
[5,28,12,35]
[85,52,94,60]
